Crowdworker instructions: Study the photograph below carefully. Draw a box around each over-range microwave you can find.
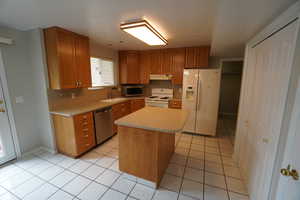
[122,85,144,97]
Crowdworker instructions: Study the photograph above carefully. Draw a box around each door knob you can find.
[0,108,5,113]
[280,165,299,180]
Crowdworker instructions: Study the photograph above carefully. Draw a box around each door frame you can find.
[0,48,21,159]
[233,1,300,199]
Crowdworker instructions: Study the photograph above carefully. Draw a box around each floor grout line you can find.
[176,132,193,200]
[0,132,246,200]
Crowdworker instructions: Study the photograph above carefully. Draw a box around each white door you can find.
[0,53,16,165]
[273,78,300,200]
[195,69,221,136]
[235,20,299,200]
[182,69,199,133]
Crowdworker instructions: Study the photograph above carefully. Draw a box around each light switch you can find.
[15,96,24,104]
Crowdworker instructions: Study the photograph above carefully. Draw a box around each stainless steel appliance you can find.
[94,107,114,144]
[122,85,144,97]
[182,69,221,136]
[145,88,173,108]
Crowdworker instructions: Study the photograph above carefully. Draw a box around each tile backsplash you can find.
[48,87,121,110]
[144,80,182,99]
[48,82,182,111]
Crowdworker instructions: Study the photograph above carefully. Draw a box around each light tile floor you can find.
[0,133,249,200]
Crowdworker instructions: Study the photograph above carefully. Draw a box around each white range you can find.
[145,88,173,108]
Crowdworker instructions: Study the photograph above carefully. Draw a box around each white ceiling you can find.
[0,0,297,57]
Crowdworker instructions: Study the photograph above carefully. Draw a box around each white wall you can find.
[27,29,55,152]
[0,26,42,153]
[0,25,119,154]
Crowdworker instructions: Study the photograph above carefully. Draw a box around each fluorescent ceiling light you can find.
[120,20,167,46]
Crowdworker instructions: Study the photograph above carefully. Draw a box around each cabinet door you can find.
[149,50,162,74]
[119,51,140,84]
[185,47,210,68]
[127,51,140,84]
[56,29,77,89]
[75,35,91,88]
[172,48,185,85]
[131,99,145,112]
[196,47,210,67]
[162,49,172,74]
[139,51,150,84]
[119,52,128,84]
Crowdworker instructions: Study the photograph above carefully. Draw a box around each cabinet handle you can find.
[82,116,87,119]
[83,134,89,138]
[85,143,90,146]
[82,122,88,125]
[82,128,89,132]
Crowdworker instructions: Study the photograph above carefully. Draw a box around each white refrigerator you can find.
[182,69,221,136]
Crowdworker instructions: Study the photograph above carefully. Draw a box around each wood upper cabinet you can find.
[44,27,92,89]
[171,48,185,85]
[119,51,140,84]
[139,51,150,84]
[75,35,91,88]
[185,46,210,68]
[162,49,173,74]
[149,50,163,74]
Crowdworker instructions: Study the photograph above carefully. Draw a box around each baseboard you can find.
[21,146,57,158]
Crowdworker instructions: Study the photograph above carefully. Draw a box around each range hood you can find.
[150,74,172,80]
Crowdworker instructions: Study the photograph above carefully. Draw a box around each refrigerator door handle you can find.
[197,80,201,110]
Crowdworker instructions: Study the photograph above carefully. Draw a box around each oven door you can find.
[146,101,168,108]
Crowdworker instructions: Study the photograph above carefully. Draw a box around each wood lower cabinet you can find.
[112,101,131,133]
[52,112,95,157]
[168,99,182,109]
[185,46,210,68]
[119,51,140,84]
[131,99,145,113]
[44,27,91,89]
[118,126,175,187]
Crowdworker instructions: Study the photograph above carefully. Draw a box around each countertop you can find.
[115,106,187,133]
[50,97,144,117]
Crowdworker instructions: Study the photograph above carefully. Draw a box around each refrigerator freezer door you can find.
[182,69,199,133]
[195,69,221,136]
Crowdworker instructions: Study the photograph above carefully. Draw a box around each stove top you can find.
[146,96,171,102]
[148,96,159,98]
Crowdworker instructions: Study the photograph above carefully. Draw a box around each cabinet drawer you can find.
[74,112,95,154]
[112,101,131,117]
[168,100,182,109]
[75,112,93,125]
[77,134,95,154]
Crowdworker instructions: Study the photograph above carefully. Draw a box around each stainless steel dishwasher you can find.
[93,106,113,145]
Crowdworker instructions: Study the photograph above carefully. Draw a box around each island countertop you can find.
[115,106,188,133]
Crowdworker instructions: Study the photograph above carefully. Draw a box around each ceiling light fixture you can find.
[120,20,167,46]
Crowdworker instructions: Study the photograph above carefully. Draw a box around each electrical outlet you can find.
[16,96,24,104]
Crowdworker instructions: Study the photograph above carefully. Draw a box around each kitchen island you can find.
[115,107,187,188]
